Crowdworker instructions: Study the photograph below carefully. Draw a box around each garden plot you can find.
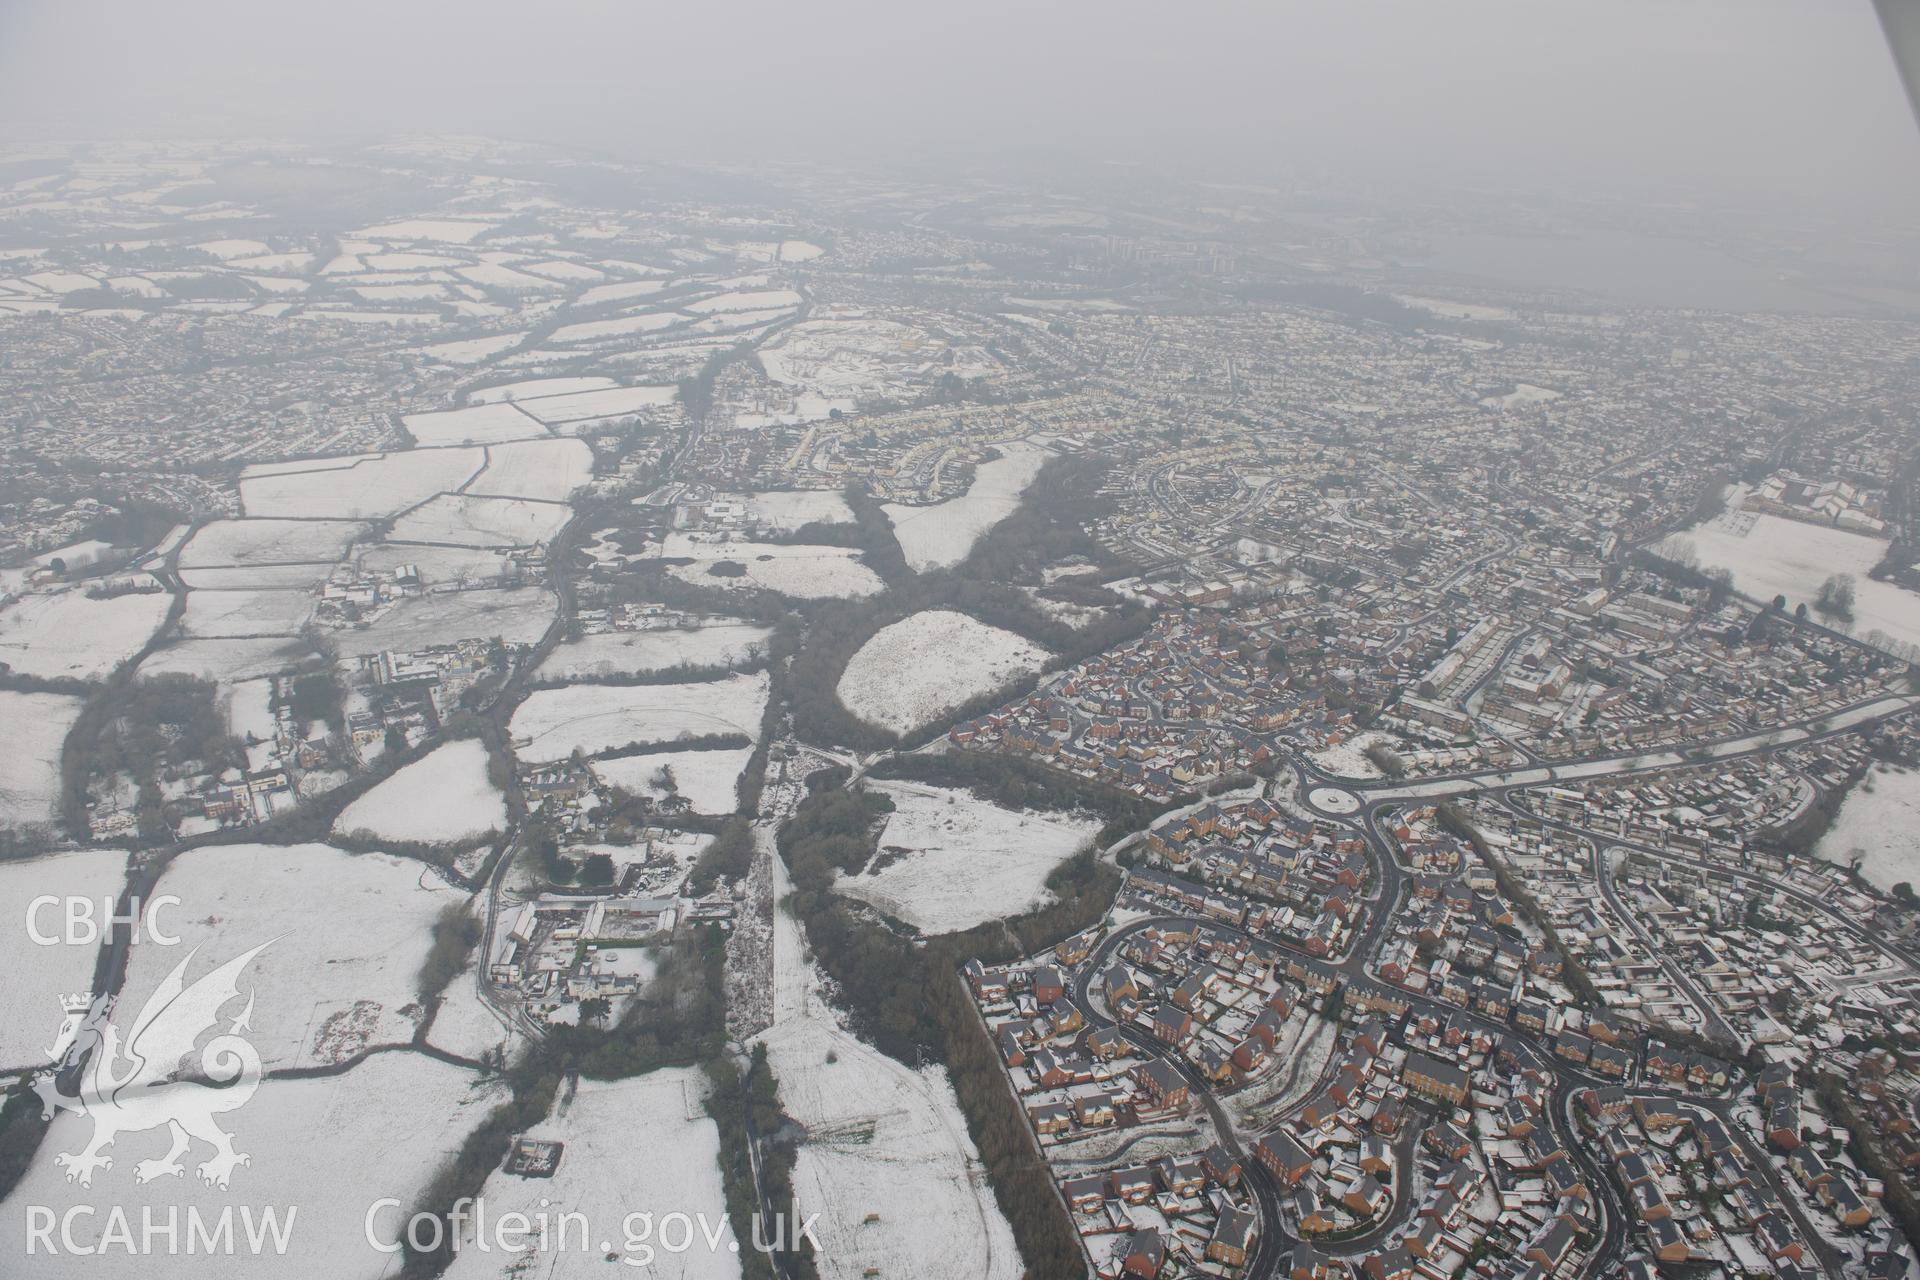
[124,843,457,1070]
[1663,510,1920,649]
[442,1069,736,1280]
[509,673,768,763]
[471,376,616,403]
[0,849,129,1069]
[334,740,506,845]
[836,610,1049,735]
[401,401,548,446]
[0,1050,500,1280]
[656,536,884,600]
[136,637,313,683]
[538,622,771,680]
[390,494,571,548]
[1818,764,1920,893]
[0,589,170,681]
[761,852,1019,1280]
[590,745,753,815]
[514,384,679,424]
[464,438,594,502]
[0,691,84,829]
[741,489,853,531]
[241,449,483,520]
[326,586,556,658]
[179,517,368,567]
[179,587,313,637]
[884,442,1050,572]
[838,781,1097,934]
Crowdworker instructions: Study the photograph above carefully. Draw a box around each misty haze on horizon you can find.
[1,0,1917,227]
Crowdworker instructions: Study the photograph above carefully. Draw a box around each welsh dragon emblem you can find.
[34,940,272,1190]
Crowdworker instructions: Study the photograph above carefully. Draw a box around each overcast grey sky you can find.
[2,0,1916,218]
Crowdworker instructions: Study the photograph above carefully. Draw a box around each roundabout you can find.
[1307,786,1362,816]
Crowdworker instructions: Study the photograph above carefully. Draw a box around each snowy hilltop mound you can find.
[836,610,1049,736]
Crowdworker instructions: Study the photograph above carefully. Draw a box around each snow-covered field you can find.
[356,543,514,587]
[574,279,668,307]
[441,1069,738,1280]
[425,957,515,1062]
[760,852,1020,1280]
[334,740,506,844]
[179,562,342,590]
[1309,730,1401,780]
[179,588,313,637]
[0,848,129,1068]
[656,536,884,600]
[1665,509,1920,648]
[422,333,525,364]
[401,402,548,446]
[241,450,483,520]
[509,673,769,762]
[224,677,276,742]
[1394,294,1515,321]
[1481,382,1561,407]
[0,1050,500,1280]
[389,494,571,548]
[538,623,771,680]
[0,690,83,828]
[0,589,170,681]
[180,518,367,567]
[326,586,557,658]
[1817,763,1920,892]
[752,315,939,409]
[685,288,801,314]
[136,637,312,683]
[741,489,853,531]
[883,442,1050,572]
[362,217,497,242]
[590,746,752,815]
[124,844,459,1069]
[513,384,678,424]
[463,438,594,502]
[549,311,683,344]
[471,376,615,403]
[838,781,1097,934]
[836,610,1048,735]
